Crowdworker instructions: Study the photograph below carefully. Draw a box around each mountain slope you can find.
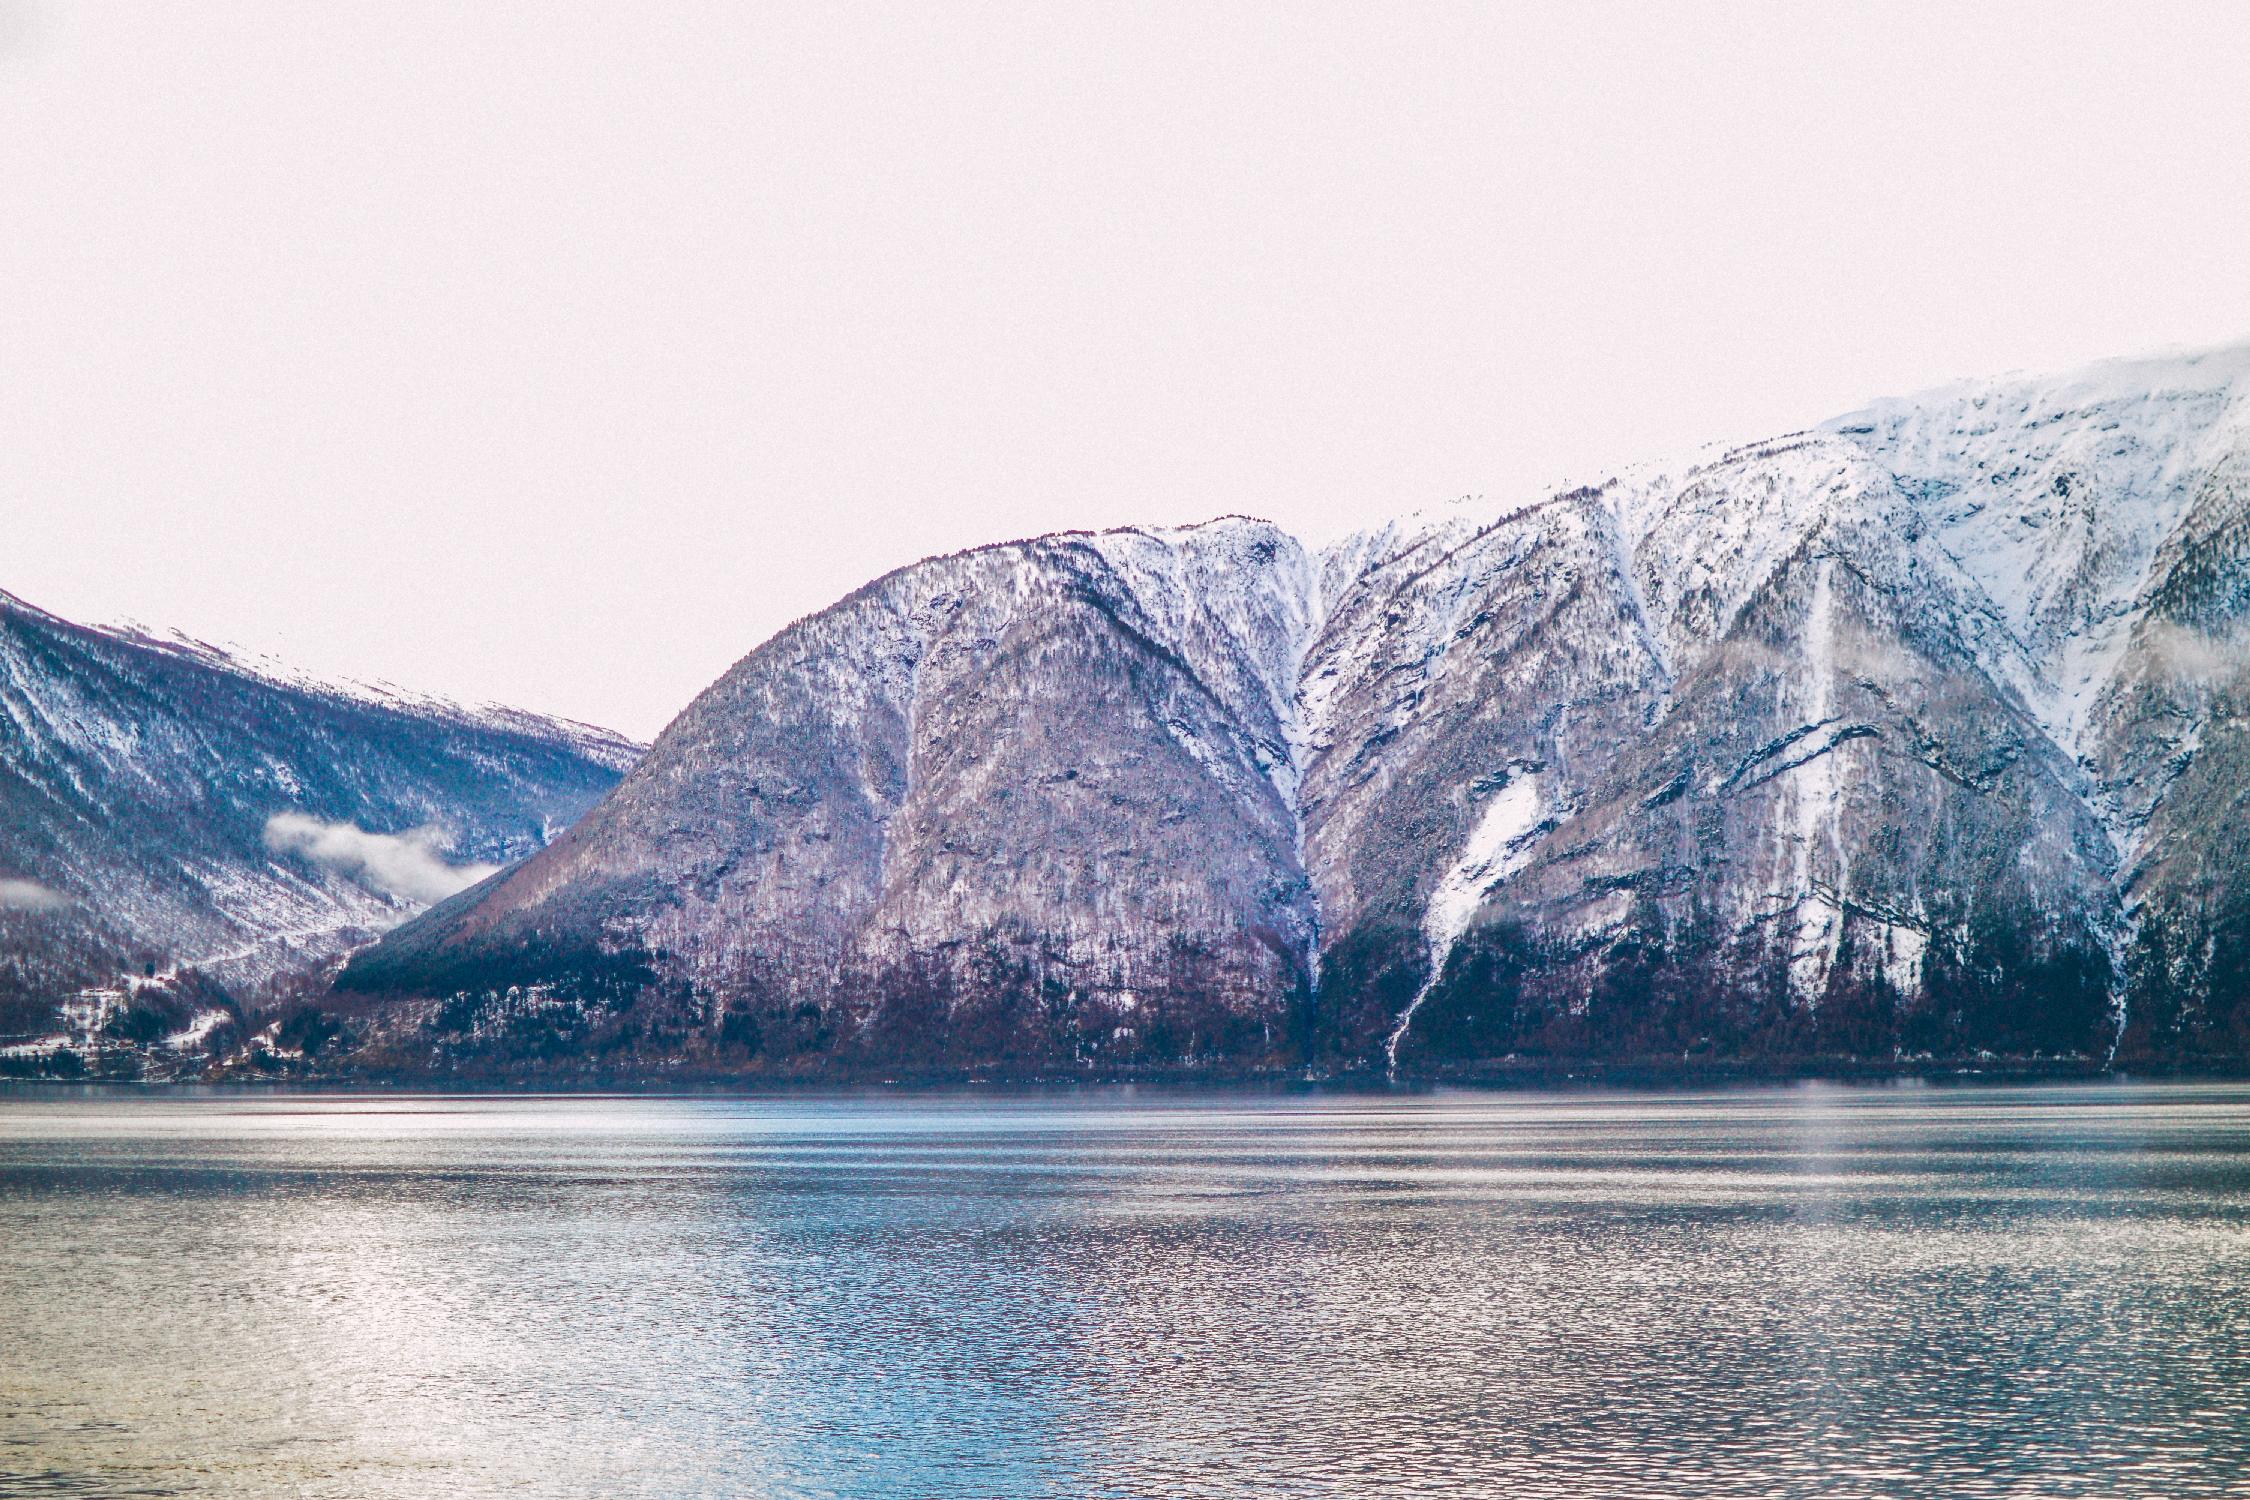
[344,522,1319,1070]
[341,343,2250,1077]
[0,590,637,1070]
[1392,440,2116,1068]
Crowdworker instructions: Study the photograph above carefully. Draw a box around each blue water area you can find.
[4,1082,2248,1497]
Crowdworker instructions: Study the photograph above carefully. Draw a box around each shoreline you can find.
[6,1056,2248,1096]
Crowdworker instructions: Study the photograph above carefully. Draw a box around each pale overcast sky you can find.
[6,2,2248,739]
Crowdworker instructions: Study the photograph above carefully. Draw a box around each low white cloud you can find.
[263,813,500,906]
[0,877,69,912]
[2145,621,2249,684]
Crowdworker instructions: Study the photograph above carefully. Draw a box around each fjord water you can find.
[4,1085,2249,1498]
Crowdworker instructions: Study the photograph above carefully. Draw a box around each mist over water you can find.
[4,1083,2249,1498]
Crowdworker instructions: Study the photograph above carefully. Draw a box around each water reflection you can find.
[3,1085,2249,1496]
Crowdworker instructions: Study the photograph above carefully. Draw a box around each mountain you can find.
[334,343,2250,1077]
[341,523,1322,1070]
[0,591,638,1075]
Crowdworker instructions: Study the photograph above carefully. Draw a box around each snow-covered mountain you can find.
[0,589,638,1072]
[326,342,2250,1075]
[344,522,1324,1070]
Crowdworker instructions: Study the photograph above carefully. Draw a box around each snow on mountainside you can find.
[344,521,1323,1071]
[312,340,2250,1076]
[1830,344,2250,762]
[0,588,638,1075]
[101,621,641,773]
[1346,343,2247,1068]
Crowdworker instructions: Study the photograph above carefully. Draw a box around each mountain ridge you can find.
[13,340,2245,1079]
[0,588,640,1075]
[321,340,2250,1077]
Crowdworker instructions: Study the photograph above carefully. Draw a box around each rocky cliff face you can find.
[0,591,637,1074]
[345,344,2250,1076]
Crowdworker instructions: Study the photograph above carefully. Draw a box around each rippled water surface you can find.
[5,1083,2250,1497]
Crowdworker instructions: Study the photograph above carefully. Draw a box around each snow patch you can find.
[1786,559,1848,1005]
[1879,923,1928,995]
[164,1009,229,1052]
[1423,773,1547,954]
[1386,767,1547,1072]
